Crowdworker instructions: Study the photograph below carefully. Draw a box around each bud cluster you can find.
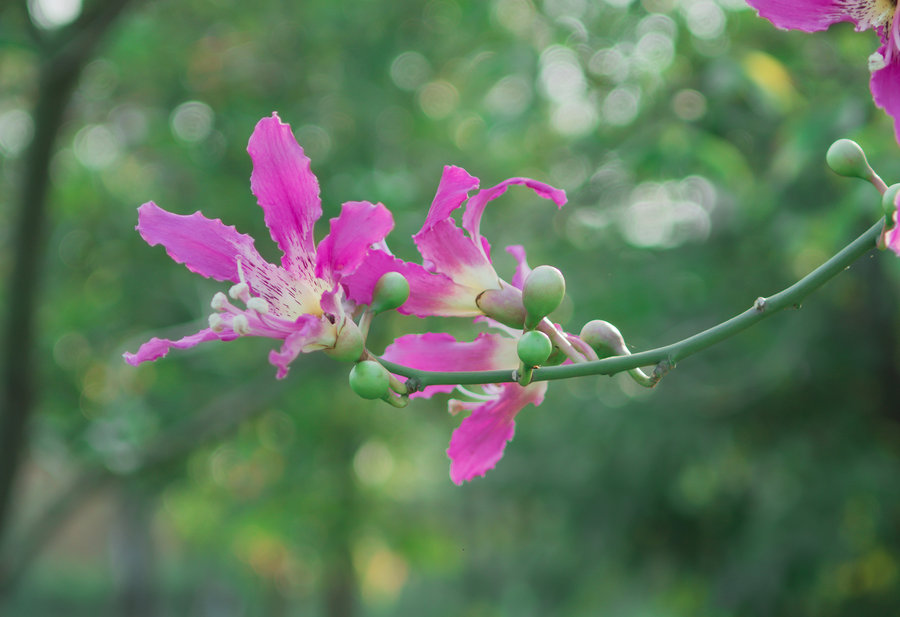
[344,272,411,406]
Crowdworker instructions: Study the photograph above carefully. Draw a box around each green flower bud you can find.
[349,360,390,400]
[371,271,410,314]
[544,346,566,366]
[882,183,900,217]
[826,139,874,180]
[522,265,566,329]
[475,284,526,328]
[579,320,627,359]
[517,330,553,367]
[324,319,365,362]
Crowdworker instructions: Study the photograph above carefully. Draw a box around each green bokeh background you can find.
[2,0,900,615]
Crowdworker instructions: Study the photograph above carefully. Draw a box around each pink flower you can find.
[382,328,548,485]
[381,243,576,484]
[746,0,900,140]
[343,166,566,320]
[342,166,566,483]
[124,113,393,378]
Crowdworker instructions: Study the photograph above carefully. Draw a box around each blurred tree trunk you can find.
[324,545,356,617]
[0,372,283,597]
[0,0,136,566]
[323,432,359,617]
[111,486,157,617]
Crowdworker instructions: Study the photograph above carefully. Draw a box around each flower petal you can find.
[382,331,516,372]
[243,263,327,321]
[319,287,344,319]
[887,211,900,256]
[414,166,495,288]
[421,165,480,231]
[447,381,548,485]
[342,250,484,317]
[314,201,394,283]
[870,52,900,142]
[268,314,332,379]
[136,202,268,283]
[505,244,532,290]
[123,327,234,366]
[381,332,518,398]
[136,202,324,321]
[461,177,566,252]
[744,0,856,32]
[248,113,322,275]
[413,218,499,293]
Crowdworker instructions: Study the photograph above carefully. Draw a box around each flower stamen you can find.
[229,282,251,303]
[211,292,229,311]
[208,313,226,332]
[247,297,269,314]
[869,50,888,71]
[454,385,496,401]
[232,314,251,335]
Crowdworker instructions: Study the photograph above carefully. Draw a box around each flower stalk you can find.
[381,218,885,390]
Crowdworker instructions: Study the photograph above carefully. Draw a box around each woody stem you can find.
[379,218,885,391]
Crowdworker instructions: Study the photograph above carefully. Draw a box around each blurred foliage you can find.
[1,0,900,615]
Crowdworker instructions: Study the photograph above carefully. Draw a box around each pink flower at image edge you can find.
[746,0,900,141]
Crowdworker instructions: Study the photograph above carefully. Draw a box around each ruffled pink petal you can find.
[314,201,394,283]
[505,244,532,290]
[136,202,270,284]
[123,327,235,366]
[413,219,499,292]
[381,332,517,398]
[870,51,900,143]
[268,314,331,379]
[248,113,322,276]
[136,202,323,320]
[461,177,567,251]
[342,250,484,317]
[382,331,515,372]
[447,381,548,485]
[744,0,855,32]
[421,165,480,231]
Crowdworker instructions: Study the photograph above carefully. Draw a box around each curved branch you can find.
[380,218,885,388]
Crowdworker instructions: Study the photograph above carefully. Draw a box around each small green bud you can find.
[475,284,526,328]
[882,183,900,217]
[349,360,390,400]
[371,271,410,314]
[325,319,365,362]
[826,139,874,180]
[544,346,567,366]
[517,330,553,367]
[522,265,566,329]
[579,320,627,358]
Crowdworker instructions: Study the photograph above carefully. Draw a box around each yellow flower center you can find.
[847,0,897,28]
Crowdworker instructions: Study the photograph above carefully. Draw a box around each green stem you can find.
[357,309,373,340]
[516,362,534,386]
[537,318,586,363]
[379,218,884,390]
